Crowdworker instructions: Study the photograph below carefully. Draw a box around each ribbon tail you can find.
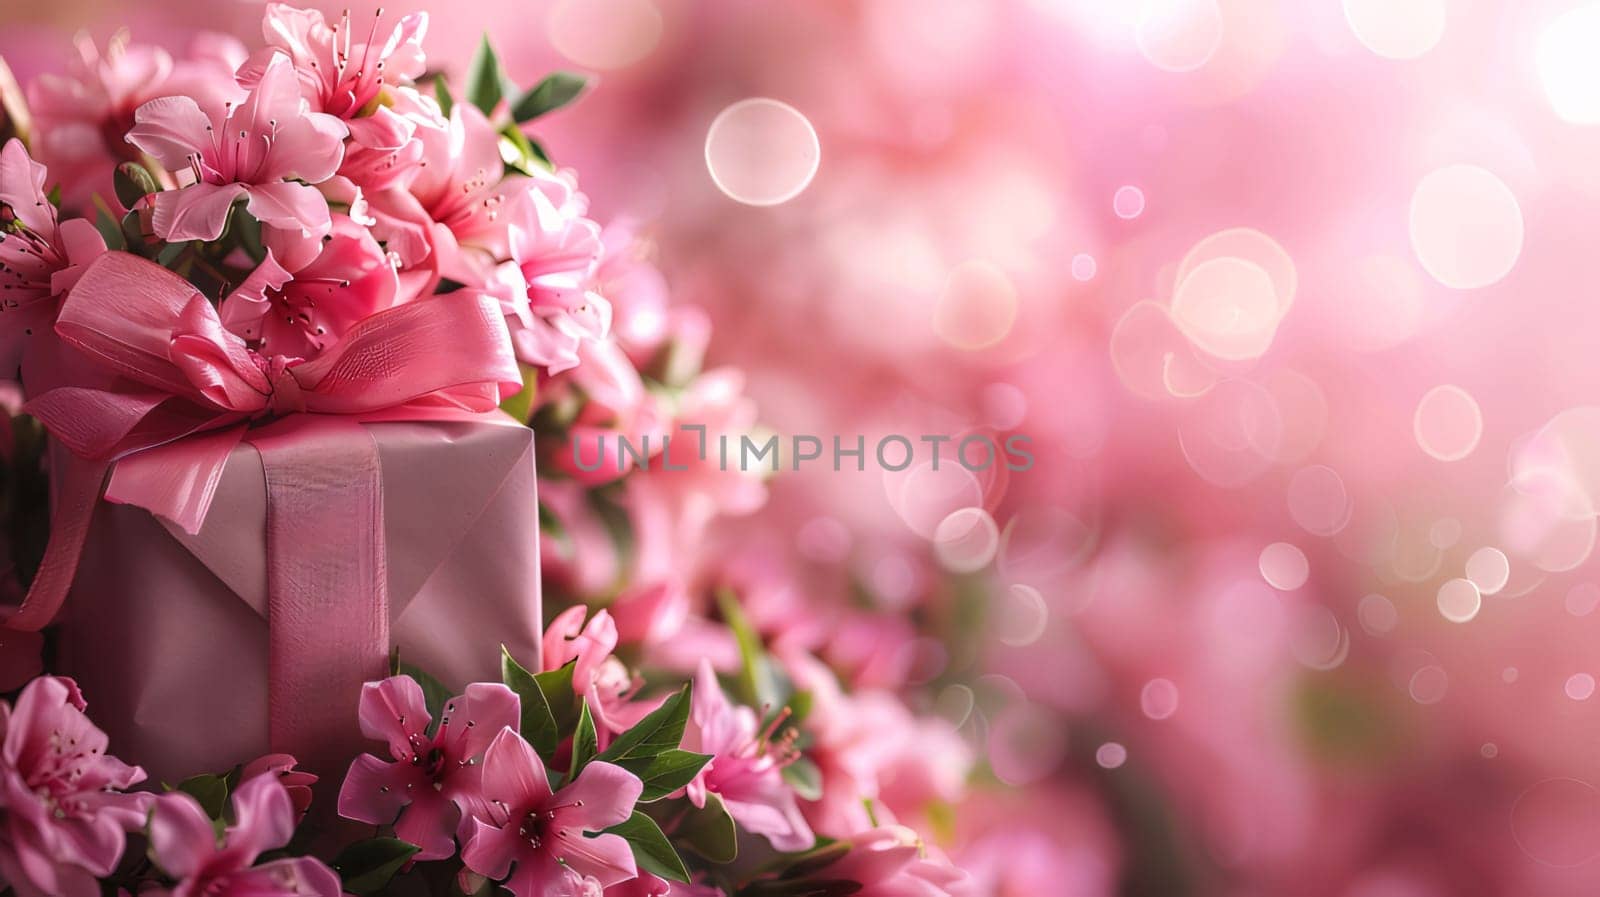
[103,426,245,535]
[3,452,109,631]
[252,417,388,773]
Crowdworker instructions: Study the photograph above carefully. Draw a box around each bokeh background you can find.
[8,0,1600,894]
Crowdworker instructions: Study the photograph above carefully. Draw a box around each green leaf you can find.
[570,698,597,778]
[398,662,455,736]
[533,662,581,731]
[332,838,421,896]
[717,589,789,710]
[155,239,186,267]
[781,756,823,801]
[597,684,690,763]
[603,811,689,883]
[616,749,711,802]
[464,35,509,114]
[675,791,737,863]
[510,71,590,123]
[434,73,454,118]
[114,161,157,209]
[93,204,124,251]
[501,645,561,756]
[171,773,229,819]
[498,362,539,423]
[46,183,60,208]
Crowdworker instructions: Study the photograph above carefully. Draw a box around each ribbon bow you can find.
[8,250,523,629]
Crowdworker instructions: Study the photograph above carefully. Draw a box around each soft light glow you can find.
[1287,465,1352,536]
[1537,3,1600,124]
[1113,185,1146,219]
[1136,0,1224,73]
[1409,165,1524,290]
[547,0,664,70]
[1140,678,1180,719]
[1358,593,1399,635]
[934,507,1001,573]
[1413,385,1483,461]
[1342,0,1445,60]
[1170,256,1281,361]
[994,584,1050,646]
[1566,673,1596,701]
[934,260,1018,350]
[1409,665,1449,704]
[1071,253,1098,281]
[1512,779,1600,867]
[1465,547,1510,595]
[1259,541,1309,590]
[1096,742,1128,769]
[1436,577,1482,623]
[705,99,820,206]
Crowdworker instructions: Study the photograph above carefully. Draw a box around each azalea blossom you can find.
[148,773,339,897]
[0,677,150,897]
[126,53,346,242]
[219,213,401,360]
[542,607,657,744]
[27,30,245,208]
[461,727,642,897]
[240,753,318,821]
[820,826,969,897]
[681,660,815,852]
[247,3,431,192]
[493,172,610,373]
[0,139,106,377]
[339,675,520,860]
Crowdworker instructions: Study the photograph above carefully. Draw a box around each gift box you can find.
[52,417,542,785]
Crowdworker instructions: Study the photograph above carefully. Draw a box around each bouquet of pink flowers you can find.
[0,4,970,896]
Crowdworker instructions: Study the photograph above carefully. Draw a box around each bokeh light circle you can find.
[1341,0,1446,60]
[1287,465,1353,536]
[1413,385,1483,461]
[1464,546,1510,595]
[1358,593,1399,635]
[547,0,664,70]
[1140,678,1181,719]
[705,98,820,206]
[1096,742,1128,769]
[1136,0,1225,73]
[1113,185,1147,219]
[994,584,1050,647]
[1511,779,1600,867]
[1259,542,1309,590]
[1537,3,1600,124]
[1409,665,1449,704]
[1436,577,1482,623]
[1170,256,1282,361]
[934,507,1001,573]
[934,260,1017,351]
[1566,673,1596,701]
[1567,583,1600,617]
[1071,253,1098,281]
[1409,165,1524,290]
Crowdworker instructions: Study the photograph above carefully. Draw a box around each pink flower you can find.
[0,676,150,897]
[681,660,814,853]
[27,32,245,208]
[126,53,346,242]
[493,173,610,373]
[461,727,642,897]
[247,4,430,192]
[253,4,427,121]
[240,754,318,821]
[400,103,512,283]
[218,213,401,360]
[822,826,969,897]
[542,608,657,745]
[0,139,106,376]
[148,774,339,897]
[338,676,519,860]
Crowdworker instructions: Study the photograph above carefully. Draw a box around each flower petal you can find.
[148,792,218,880]
[336,753,411,826]
[225,772,296,861]
[357,675,432,757]
[482,726,552,811]
[126,95,215,173]
[245,181,331,236]
[152,182,247,242]
[555,761,642,833]
[553,831,637,888]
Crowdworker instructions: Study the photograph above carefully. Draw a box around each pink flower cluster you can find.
[1,1,613,413]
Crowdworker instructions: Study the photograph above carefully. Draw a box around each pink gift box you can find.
[53,418,543,785]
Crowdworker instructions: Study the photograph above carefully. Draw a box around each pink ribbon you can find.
[4,250,522,761]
